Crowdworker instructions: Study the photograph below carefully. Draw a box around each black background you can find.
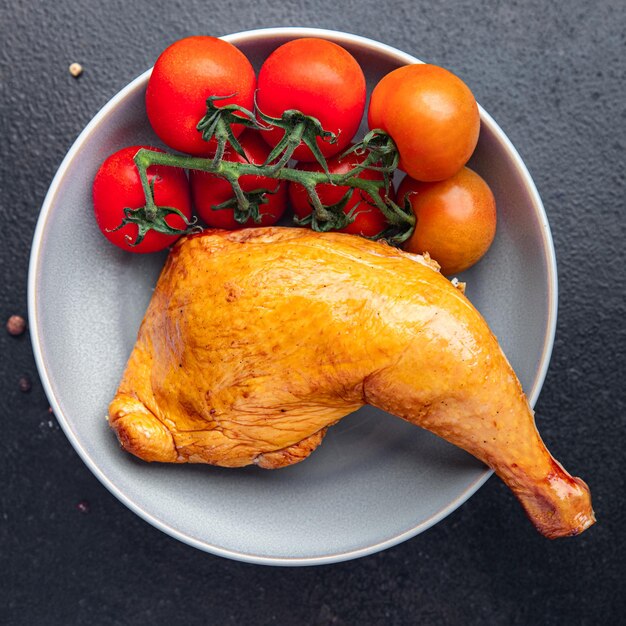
[1,1,625,624]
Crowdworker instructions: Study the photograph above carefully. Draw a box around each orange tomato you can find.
[398,167,496,275]
[368,64,480,182]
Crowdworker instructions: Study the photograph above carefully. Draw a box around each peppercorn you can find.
[18,375,32,392]
[6,315,26,336]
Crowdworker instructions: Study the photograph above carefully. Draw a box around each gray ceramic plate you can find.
[28,27,557,565]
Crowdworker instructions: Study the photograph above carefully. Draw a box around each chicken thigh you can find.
[109,227,594,538]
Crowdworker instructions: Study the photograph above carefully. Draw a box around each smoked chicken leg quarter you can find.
[108,227,594,539]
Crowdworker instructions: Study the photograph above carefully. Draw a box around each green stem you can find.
[134,149,392,203]
[225,175,249,214]
[211,127,227,168]
[303,183,332,222]
[133,147,416,235]
[264,121,306,173]
[135,154,158,222]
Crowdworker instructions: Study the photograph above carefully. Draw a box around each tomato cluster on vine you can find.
[93,35,497,275]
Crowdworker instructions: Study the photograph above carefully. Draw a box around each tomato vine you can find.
[126,96,416,247]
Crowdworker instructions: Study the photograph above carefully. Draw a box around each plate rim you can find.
[27,26,558,566]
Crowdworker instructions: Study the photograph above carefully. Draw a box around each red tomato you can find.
[368,64,480,182]
[92,145,192,253]
[256,38,366,162]
[398,167,496,275]
[146,36,256,156]
[190,130,288,229]
[288,149,392,237]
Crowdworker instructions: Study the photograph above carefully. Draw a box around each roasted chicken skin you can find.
[109,227,594,538]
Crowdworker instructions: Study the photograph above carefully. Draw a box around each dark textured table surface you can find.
[1,1,625,624]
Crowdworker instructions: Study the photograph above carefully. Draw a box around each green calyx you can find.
[107,176,195,247]
[196,94,264,166]
[256,107,338,175]
[107,204,194,247]
[116,96,416,248]
[211,185,281,225]
[293,187,356,232]
[341,129,400,194]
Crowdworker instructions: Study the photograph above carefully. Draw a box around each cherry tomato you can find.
[146,36,256,156]
[93,145,192,253]
[398,167,496,274]
[288,149,392,237]
[190,130,288,229]
[257,38,366,162]
[368,64,480,182]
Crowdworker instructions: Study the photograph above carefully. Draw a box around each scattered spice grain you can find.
[6,315,26,336]
[69,62,83,77]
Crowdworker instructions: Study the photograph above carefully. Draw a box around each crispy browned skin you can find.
[109,227,594,538]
